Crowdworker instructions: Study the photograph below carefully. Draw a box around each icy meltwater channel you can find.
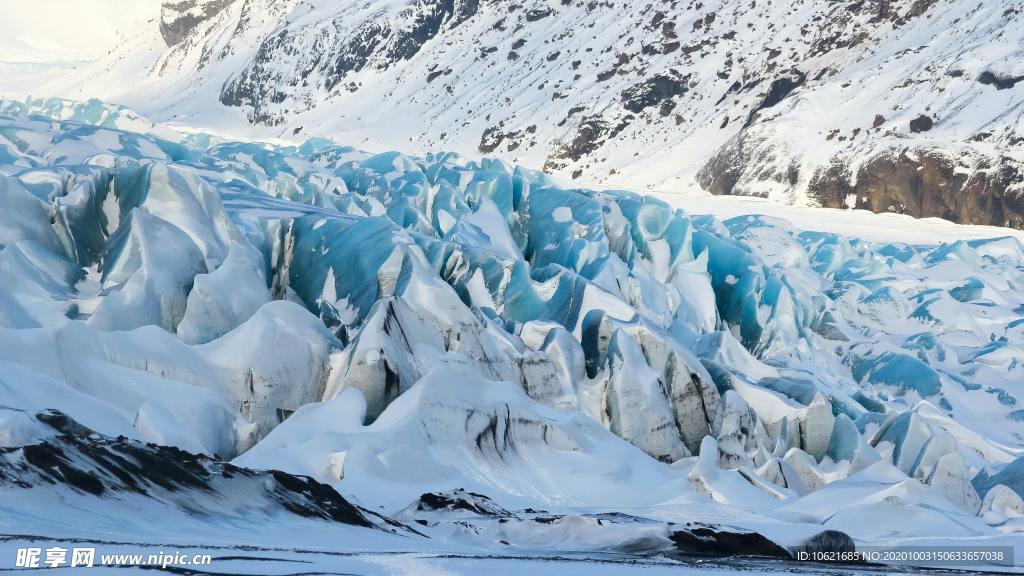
[0,100,1021,573]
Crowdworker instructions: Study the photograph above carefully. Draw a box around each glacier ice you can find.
[0,103,1022,568]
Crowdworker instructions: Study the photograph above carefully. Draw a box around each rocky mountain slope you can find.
[18,0,1024,228]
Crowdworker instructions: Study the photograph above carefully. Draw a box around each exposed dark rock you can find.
[872,114,886,128]
[701,125,1024,229]
[747,72,806,125]
[808,149,1024,228]
[909,114,934,133]
[697,130,792,197]
[905,0,938,19]
[978,71,1024,90]
[426,68,450,82]
[479,124,536,153]
[409,489,513,517]
[160,0,234,47]
[1,410,385,529]
[544,115,611,170]
[525,7,554,22]
[715,80,742,105]
[269,470,373,524]
[642,40,681,55]
[670,522,792,558]
[620,71,690,114]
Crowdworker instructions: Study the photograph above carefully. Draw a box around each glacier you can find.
[0,99,1022,573]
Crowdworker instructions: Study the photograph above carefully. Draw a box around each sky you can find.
[0,0,160,62]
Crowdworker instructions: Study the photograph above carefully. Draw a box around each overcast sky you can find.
[0,0,160,61]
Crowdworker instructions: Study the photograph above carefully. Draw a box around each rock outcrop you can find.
[160,0,235,46]
[49,0,1020,228]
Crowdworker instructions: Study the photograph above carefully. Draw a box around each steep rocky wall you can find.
[810,149,1024,229]
[160,0,235,46]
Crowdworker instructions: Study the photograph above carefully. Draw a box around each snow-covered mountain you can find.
[0,99,1022,572]
[16,0,1024,229]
